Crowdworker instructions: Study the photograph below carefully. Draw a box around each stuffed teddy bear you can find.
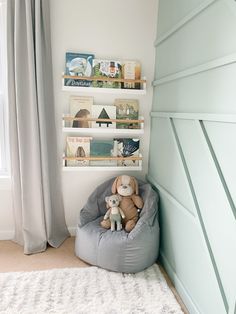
[101,175,143,232]
[104,194,125,231]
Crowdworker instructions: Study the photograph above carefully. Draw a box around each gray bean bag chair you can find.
[75,177,160,273]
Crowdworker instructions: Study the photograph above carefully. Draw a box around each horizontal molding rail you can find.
[151,111,236,123]
[153,53,236,86]
[154,0,216,47]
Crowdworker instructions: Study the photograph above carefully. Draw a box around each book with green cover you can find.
[92,59,122,89]
[90,139,116,166]
[114,99,139,129]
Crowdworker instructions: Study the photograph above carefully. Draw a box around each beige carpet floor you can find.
[0,236,188,313]
[0,237,88,272]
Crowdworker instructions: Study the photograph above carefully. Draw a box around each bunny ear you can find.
[111,176,120,194]
[133,177,139,195]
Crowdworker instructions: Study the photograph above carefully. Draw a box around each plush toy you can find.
[104,194,125,231]
[101,175,143,232]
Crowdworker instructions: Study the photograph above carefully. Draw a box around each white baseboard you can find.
[68,226,77,236]
[0,230,14,240]
[0,228,77,240]
[160,251,200,314]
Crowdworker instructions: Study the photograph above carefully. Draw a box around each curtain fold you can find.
[7,0,70,254]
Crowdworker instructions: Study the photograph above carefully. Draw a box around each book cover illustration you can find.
[66,137,92,167]
[90,139,116,166]
[69,95,93,128]
[122,61,141,89]
[114,99,139,129]
[114,138,140,166]
[92,59,122,89]
[91,105,116,129]
[65,52,94,87]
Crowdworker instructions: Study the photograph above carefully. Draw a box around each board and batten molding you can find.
[150,111,236,123]
[147,174,196,219]
[154,0,216,47]
[152,53,236,86]
[169,118,229,313]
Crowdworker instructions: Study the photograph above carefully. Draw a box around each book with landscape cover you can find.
[69,95,93,128]
[66,137,92,167]
[114,99,139,129]
[92,59,122,89]
[122,60,141,89]
[65,52,94,87]
[91,105,116,129]
[90,139,116,166]
[113,138,140,166]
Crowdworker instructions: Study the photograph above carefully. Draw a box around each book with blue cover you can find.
[90,139,116,166]
[65,52,94,87]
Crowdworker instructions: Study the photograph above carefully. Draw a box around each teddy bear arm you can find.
[104,209,111,220]
[131,195,144,208]
[119,208,125,219]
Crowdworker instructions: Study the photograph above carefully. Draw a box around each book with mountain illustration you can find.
[66,137,92,167]
[65,52,94,87]
[91,105,116,128]
[69,95,93,128]
[113,138,140,166]
[92,59,122,88]
[90,139,116,166]
[114,99,139,129]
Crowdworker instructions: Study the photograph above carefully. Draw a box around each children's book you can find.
[90,139,116,166]
[122,60,141,89]
[65,52,94,87]
[69,95,93,128]
[91,105,116,129]
[66,137,92,167]
[92,59,122,88]
[114,99,139,129]
[113,138,140,166]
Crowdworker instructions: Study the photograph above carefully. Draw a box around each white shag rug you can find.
[0,264,184,314]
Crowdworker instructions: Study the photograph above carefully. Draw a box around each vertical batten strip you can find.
[199,120,236,220]
[169,118,229,313]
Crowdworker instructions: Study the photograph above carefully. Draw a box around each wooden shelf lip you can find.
[63,75,146,84]
[63,156,142,161]
[62,127,144,135]
[63,117,144,123]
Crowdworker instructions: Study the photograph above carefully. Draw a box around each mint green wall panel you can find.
[159,193,226,314]
[156,0,205,38]
[204,122,236,207]
[149,0,236,312]
[174,118,236,309]
[149,117,196,215]
[152,63,236,113]
[156,0,236,78]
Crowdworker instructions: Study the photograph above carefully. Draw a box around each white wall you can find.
[148,1,236,313]
[50,0,158,234]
